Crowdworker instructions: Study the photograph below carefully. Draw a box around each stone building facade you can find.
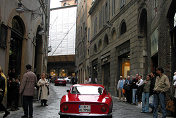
[76,0,176,96]
[0,0,50,78]
[75,0,93,83]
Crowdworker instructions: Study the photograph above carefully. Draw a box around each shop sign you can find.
[151,28,158,56]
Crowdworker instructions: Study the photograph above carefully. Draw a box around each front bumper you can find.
[59,112,112,117]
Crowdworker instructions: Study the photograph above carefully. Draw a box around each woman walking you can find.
[37,73,49,106]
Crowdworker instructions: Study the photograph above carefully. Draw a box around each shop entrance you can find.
[119,53,130,78]
[8,16,24,78]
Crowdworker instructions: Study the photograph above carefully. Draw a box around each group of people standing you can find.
[117,67,176,118]
[0,64,50,118]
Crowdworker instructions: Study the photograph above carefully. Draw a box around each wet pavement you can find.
[0,83,157,118]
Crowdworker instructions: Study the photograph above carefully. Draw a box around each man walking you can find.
[153,67,170,118]
[20,64,37,118]
[0,66,10,118]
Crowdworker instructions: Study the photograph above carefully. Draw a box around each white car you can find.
[64,77,71,83]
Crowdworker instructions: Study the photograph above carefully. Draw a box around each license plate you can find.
[79,105,91,112]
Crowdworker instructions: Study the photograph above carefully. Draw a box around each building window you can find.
[174,13,176,27]
[94,44,97,53]
[0,24,8,49]
[120,21,126,35]
[152,0,158,18]
[99,9,103,30]
[103,5,105,25]
[94,17,97,35]
[112,0,115,16]
[120,0,126,8]
[112,29,117,40]
[98,39,102,50]
[104,34,109,47]
[105,2,109,22]
[88,28,90,42]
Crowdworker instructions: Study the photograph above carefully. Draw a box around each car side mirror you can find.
[67,90,69,92]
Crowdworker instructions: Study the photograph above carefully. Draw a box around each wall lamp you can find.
[16,0,46,35]
[16,2,25,13]
[16,0,43,17]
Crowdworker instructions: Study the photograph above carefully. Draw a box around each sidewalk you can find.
[112,96,174,118]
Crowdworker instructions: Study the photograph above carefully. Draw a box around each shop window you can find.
[0,24,8,49]
[120,21,126,35]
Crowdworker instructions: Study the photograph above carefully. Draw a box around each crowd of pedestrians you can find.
[0,64,50,118]
[117,67,175,118]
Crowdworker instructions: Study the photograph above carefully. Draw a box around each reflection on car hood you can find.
[68,94,105,103]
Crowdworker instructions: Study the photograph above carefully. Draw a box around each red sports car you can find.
[55,78,66,86]
[59,84,113,118]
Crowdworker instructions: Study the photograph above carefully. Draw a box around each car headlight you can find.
[101,106,107,112]
[63,105,68,111]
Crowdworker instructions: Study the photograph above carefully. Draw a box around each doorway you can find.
[34,26,43,74]
[8,16,24,77]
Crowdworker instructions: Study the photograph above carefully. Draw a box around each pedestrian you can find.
[141,74,151,113]
[149,72,156,113]
[131,74,139,104]
[14,77,20,110]
[10,77,20,111]
[136,75,144,104]
[20,64,37,118]
[0,66,10,118]
[117,76,125,101]
[8,68,17,109]
[153,67,170,118]
[37,73,49,106]
[173,76,176,117]
[84,78,89,84]
[173,72,176,81]
[88,76,91,83]
[123,76,132,103]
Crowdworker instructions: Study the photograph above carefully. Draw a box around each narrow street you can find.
[0,83,155,118]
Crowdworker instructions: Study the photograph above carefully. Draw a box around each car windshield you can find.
[71,86,104,95]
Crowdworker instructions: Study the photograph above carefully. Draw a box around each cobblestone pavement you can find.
[0,83,164,118]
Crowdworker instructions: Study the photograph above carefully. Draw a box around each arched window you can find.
[12,16,25,35]
[94,44,97,53]
[112,29,117,40]
[98,39,102,50]
[104,34,109,47]
[139,9,147,35]
[120,21,126,35]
